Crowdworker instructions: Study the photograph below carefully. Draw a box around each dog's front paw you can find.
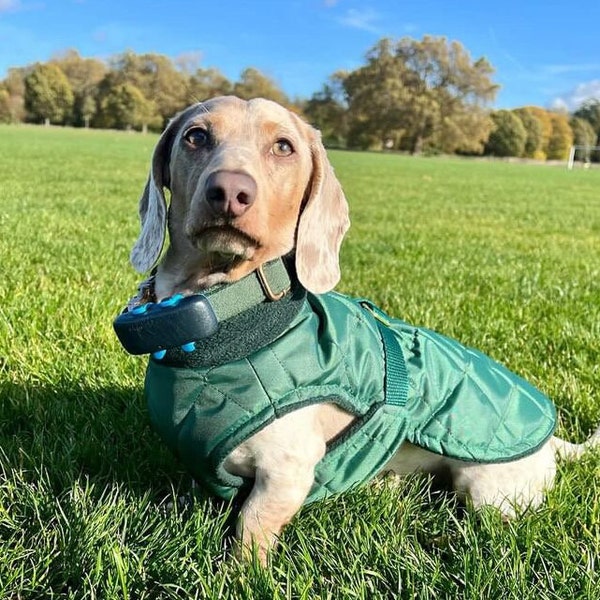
[231,536,272,567]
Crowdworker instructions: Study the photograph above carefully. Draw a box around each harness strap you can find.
[375,319,409,407]
[361,301,409,407]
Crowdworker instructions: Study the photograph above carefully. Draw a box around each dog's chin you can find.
[190,226,259,271]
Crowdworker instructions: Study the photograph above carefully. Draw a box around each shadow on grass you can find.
[0,378,191,496]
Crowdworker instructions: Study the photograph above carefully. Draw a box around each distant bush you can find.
[485,110,527,157]
[546,113,573,160]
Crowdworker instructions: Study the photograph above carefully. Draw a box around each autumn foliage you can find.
[1,42,598,160]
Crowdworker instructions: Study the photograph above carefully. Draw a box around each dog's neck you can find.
[154,241,288,301]
[148,258,307,368]
[154,259,257,301]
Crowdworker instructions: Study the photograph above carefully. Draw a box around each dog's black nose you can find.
[205,170,257,217]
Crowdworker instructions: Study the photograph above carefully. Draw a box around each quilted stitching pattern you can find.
[145,292,556,503]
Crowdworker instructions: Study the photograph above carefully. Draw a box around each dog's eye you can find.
[272,139,294,157]
[184,127,210,148]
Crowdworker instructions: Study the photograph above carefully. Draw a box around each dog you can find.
[125,95,600,564]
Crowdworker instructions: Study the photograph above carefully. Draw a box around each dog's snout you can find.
[205,170,257,218]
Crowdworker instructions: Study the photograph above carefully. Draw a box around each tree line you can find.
[0,49,288,132]
[1,37,599,162]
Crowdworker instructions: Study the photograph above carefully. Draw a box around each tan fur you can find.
[131,96,600,565]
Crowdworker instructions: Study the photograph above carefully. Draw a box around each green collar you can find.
[129,257,292,321]
[147,258,307,368]
[200,258,292,322]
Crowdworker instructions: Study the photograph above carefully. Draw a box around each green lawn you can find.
[1,124,599,599]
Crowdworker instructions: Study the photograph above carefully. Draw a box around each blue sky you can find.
[1,0,599,111]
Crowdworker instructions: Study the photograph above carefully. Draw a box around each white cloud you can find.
[542,63,600,76]
[338,8,381,34]
[0,1,46,14]
[551,80,600,112]
[0,0,20,12]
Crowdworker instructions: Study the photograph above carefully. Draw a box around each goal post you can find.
[567,145,600,169]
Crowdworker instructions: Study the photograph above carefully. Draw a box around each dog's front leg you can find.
[235,464,316,564]
[229,409,327,564]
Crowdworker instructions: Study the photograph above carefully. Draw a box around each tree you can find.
[0,89,11,123]
[573,98,600,138]
[569,116,597,162]
[485,110,527,157]
[188,67,232,102]
[0,67,26,122]
[569,116,596,147]
[546,113,573,160]
[340,36,498,153]
[342,38,418,150]
[50,49,106,127]
[512,108,543,158]
[233,67,288,104]
[395,36,497,154]
[524,106,553,159]
[24,63,74,124]
[97,82,160,131]
[304,73,348,146]
[433,87,494,155]
[79,94,97,128]
[107,51,188,125]
[174,51,202,76]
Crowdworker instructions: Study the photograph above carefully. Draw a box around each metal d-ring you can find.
[256,264,289,301]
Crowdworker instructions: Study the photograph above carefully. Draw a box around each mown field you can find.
[1,124,599,599]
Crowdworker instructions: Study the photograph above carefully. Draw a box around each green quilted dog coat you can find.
[145,291,556,504]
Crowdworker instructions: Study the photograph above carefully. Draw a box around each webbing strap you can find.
[360,301,409,407]
[203,258,291,322]
[375,319,409,407]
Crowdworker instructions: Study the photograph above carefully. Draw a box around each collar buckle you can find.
[256,264,290,301]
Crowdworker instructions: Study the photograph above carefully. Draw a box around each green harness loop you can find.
[362,301,409,408]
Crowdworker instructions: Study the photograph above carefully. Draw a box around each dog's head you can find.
[130,96,350,294]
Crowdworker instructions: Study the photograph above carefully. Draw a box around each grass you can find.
[1,123,599,599]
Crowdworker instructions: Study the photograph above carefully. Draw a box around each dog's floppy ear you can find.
[295,133,350,293]
[130,106,196,273]
[129,124,176,273]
